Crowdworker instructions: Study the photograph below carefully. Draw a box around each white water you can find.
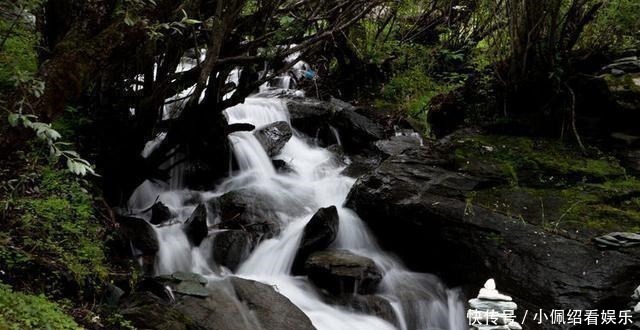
[128,89,465,329]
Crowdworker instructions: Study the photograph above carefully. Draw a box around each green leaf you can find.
[8,113,20,127]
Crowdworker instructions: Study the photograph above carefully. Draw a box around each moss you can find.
[473,178,640,236]
[0,283,81,330]
[603,73,640,94]
[455,135,625,185]
[0,164,108,288]
[0,20,39,89]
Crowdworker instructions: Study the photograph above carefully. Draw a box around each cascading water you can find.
[127,84,466,329]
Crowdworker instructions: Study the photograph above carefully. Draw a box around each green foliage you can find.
[580,0,640,50]
[0,162,108,287]
[0,283,81,330]
[0,18,38,90]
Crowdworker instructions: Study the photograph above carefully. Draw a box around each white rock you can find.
[632,285,640,300]
[508,321,522,330]
[469,298,517,312]
[634,302,640,313]
[485,278,496,290]
[478,288,513,301]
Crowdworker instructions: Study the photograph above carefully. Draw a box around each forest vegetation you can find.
[1,0,639,328]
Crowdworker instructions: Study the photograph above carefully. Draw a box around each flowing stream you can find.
[127,86,466,329]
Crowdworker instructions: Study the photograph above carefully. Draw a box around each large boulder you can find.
[120,276,316,330]
[330,295,398,327]
[215,189,282,244]
[229,277,316,330]
[212,230,253,271]
[374,134,423,158]
[331,108,384,153]
[286,98,333,139]
[292,206,339,274]
[118,216,159,254]
[286,97,386,151]
[346,144,640,329]
[304,250,383,295]
[254,121,293,157]
[184,204,208,246]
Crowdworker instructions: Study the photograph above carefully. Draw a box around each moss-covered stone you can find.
[455,135,626,186]
[457,134,640,238]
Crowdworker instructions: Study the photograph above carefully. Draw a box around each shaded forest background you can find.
[0,0,639,328]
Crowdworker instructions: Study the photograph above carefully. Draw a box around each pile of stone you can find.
[467,279,522,330]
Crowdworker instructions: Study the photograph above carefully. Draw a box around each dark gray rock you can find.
[619,149,640,175]
[272,159,295,173]
[375,135,423,158]
[230,277,316,330]
[331,108,384,152]
[602,57,640,74]
[346,146,640,329]
[121,277,316,330]
[226,123,256,134]
[150,201,172,225]
[118,216,159,254]
[254,121,293,157]
[305,250,383,295]
[286,98,333,138]
[331,295,398,326]
[216,189,282,243]
[184,204,208,246]
[212,230,253,271]
[292,206,339,274]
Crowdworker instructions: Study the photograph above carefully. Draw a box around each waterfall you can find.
[128,86,465,329]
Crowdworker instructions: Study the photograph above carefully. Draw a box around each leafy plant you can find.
[0,283,81,330]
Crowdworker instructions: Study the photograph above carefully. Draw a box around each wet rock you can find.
[150,201,172,225]
[632,285,640,300]
[254,121,293,157]
[212,230,253,271]
[272,159,295,173]
[602,56,640,74]
[230,277,316,330]
[120,291,198,330]
[292,206,339,274]
[216,189,282,243]
[346,144,640,326]
[375,135,423,158]
[103,284,125,306]
[305,250,383,295]
[226,123,256,134]
[286,98,333,138]
[121,277,316,330]
[331,108,384,152]
[117,216,159,254]
[619,149,640,175]
[184,204,208,246]
[331,295,398,326]
[341,153,384,178]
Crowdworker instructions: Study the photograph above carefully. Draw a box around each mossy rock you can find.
[455,135,626,186]
[472,179,640,238]
[456,134,640,238]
